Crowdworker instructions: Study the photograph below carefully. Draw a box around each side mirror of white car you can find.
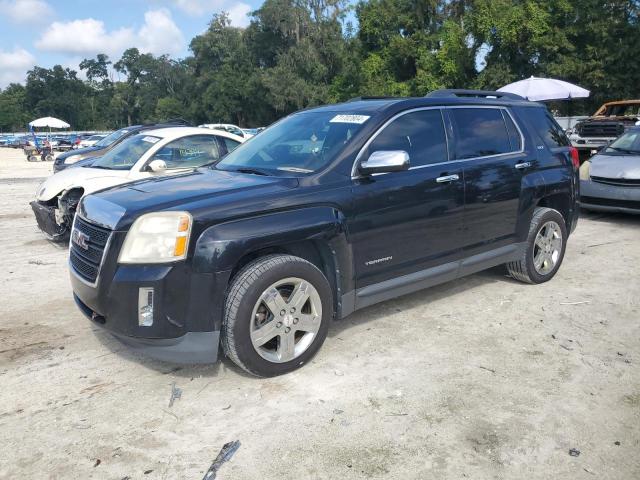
[148,159,167,173]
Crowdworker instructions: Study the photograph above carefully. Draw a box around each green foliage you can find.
[1,0,640,130]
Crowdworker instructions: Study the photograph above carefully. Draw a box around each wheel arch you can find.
[193,206,354,317]
[536,193,572,230]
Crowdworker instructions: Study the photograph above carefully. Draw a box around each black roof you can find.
[115,119,192,133]
[304,89,538,117]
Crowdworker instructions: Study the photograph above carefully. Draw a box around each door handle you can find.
[515,161,532,170]
[436,174,460,183]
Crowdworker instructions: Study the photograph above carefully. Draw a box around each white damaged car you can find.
[30,126,244,241]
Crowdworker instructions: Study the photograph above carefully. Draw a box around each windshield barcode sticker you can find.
[142,136,159,143]
[330,114,370,124]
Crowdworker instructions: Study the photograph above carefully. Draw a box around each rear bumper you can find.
[580,179,640,214]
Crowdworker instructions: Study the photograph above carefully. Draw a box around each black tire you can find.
[222,254,332,377]
[506,207,567,284]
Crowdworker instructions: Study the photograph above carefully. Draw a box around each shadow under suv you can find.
[69,90,580,376]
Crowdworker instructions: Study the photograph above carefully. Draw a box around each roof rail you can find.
[156,118,192,126]
[426,89,524,100]
[347,96,400,102]
[140,118,191,127]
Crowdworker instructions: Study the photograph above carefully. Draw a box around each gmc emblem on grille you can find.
[72,229,90,250]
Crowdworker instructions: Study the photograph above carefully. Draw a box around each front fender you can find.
[192,206,349,275]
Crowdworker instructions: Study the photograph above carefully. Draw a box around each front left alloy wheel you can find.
[222,254,332,377]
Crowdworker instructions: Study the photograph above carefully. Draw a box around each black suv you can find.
[69,90,579,376]
[53,120,191,172]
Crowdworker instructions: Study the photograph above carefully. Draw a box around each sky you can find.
[0,0,263,88]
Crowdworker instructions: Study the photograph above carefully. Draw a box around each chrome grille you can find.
[591,176,640,187]
[577,122,624,138]
[69,216,111,284]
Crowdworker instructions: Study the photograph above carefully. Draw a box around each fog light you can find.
[138,287,154,326]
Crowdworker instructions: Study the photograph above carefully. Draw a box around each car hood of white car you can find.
[36,166,130,201]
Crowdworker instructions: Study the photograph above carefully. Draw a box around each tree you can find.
[0,84,28,131]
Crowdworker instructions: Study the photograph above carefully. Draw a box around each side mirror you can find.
[147,159,167,172]
[359,150,410,175]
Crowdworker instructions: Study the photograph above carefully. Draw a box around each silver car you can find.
[580,127,640,214]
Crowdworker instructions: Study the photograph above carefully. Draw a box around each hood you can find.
[81,168,298,230]
[36,166,129,201]
[57,145,103,161]
[590,153,640,180]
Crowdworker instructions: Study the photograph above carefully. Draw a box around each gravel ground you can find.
[0,147,638,479]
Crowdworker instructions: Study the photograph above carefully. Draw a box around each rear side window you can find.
[450,108,512,159]
[154,135,222,168]
[503,111,523,151]
[221,137,241,155]
[525,107,570,148]
[368,109,448,167]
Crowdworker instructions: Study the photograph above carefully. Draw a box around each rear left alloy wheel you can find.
[507,207,567,284]
[222,254,332,377]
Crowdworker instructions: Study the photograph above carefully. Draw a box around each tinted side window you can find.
[154,135,222,168]
[221,137,241,154]
[369,109,447,167]
[526,107,570,147]
[450,108,512,159]
[503,110,523,151]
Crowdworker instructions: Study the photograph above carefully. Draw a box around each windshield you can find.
[91,134,160,170]
[602,104,640,117]
[215,111,370,174]
[95,128,131,147]
[605,131,640,154]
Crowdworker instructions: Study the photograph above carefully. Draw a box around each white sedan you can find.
[199,123,254,139]
[78,134,107,148]
[30,126,244,241]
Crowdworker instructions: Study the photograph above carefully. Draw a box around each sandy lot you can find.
[0,147,638,480]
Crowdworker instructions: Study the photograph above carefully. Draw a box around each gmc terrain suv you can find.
[69,90,580,377]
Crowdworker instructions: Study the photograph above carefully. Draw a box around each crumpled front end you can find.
[30,189,83,241]
[30,200,68,240]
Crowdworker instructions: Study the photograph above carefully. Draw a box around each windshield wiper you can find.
[608,146,639,154]
[232,167,271,176]
[88,165,112,169]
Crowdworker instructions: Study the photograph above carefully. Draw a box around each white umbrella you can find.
[498,76,590,101]
[29,116,70,129]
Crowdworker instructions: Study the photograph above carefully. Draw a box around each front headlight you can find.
[64,154,81,164]
[118,212,192,264]
[579,160,591,181]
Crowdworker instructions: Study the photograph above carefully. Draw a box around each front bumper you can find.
[30,201,68,240]
[580,179,640,214]
[70,248,229,363]
[570,136,613,150]
[75,294,219,363]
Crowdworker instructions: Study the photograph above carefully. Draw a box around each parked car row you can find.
[31,91,583,376]
[0,133,114,152]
